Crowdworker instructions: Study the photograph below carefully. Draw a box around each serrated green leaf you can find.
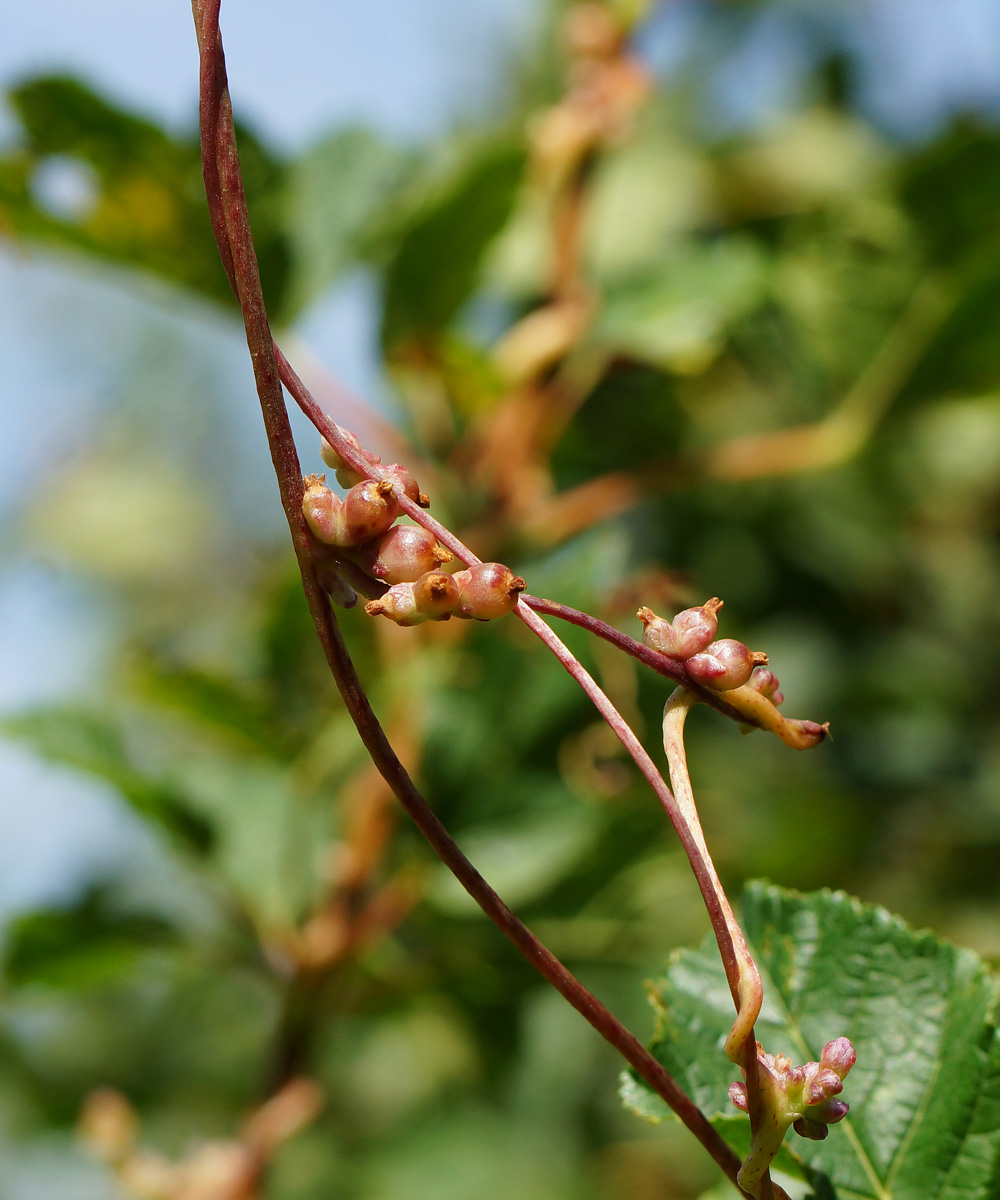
[623,882,1000,1200]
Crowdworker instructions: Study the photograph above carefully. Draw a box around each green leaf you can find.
[380,139,526,350]
[134,660,291,759]
[284,127,408,315]
[1,706,213,853]
[2,889,176,989]
[596,238,768,375]
[0,74,289,315]
[623,882,1000,1200]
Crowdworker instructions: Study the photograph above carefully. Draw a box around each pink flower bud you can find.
[671,598,723,657]
[320,425,381,481]
[365,583,423,626]
[637,598,723,660]
[729,1081,749,1113]
[381,464,430,508]
[637,606,680,655]
[412,571,460,619]
[808,1098,849,1126]
[302,475,342,545]
[454,563,526,621]
[356,526,452,584]
[685,639,768,691]
[748,667,783,706]
[338,480,400,546]
[804,1068,843,1106]
[364,572,460,626]
[792,1117,830,1142]
[821,1038,857,1079]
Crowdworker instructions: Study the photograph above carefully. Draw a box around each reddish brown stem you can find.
[192,4,759,1193]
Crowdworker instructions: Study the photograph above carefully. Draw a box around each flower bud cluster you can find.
[304,429,525,626]
[638,599,768,692]
[729,1037,856,1142]
[320,425,429,508]
[365,562,526,627]
[747,667,784,707]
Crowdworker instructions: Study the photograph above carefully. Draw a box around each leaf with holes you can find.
[622,881,1000,1200]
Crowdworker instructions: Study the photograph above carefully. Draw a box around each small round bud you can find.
[356,525,452,585]
[454,562,526,620]
[671,598,723,658]
[685,640,768,691]
[320,425,381,476]
[804,1069,843,1106]
[302,475,342,545]
[381,464,430,508]
[807,1097,849,1126]
[638,599,722,659]
[338,479,400,546]
[365,583,424,627]
[820,1038,857,1079]
[412,570,460,619]
[792,1117,831,1142]
[637,606,680,655]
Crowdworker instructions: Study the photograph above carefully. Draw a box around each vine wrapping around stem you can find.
[191,4,784,1194]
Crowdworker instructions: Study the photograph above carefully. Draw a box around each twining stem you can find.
[661,691,762,1061]
[275,356,828,754]
[192,3,771,1194]
[661,689,770,1200]
[521,594,828,747]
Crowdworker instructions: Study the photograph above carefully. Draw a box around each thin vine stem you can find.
[191,4,775,1194]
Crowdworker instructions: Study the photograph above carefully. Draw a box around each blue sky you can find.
[1,0,534,148]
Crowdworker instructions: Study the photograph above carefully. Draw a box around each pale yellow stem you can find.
[661,690,762,1063]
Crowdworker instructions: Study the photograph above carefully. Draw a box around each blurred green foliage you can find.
[3,2,1000,1198]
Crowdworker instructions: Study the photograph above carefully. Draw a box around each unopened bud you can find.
[748,667,783,706]
[686,639,768,691]
[366,583,423,627]
[821,1037,857,1079]
[412,570,460,619]
[302,475,342,545]
[792,1116,830,1141]
[338,479,400,546]
[454,562,526,621]
[638,598,722,659]
[320,425,381,485]
[804,1068,843,1106]
[381,463,430,508]
[365,571,460,626]
[356,526,452,585]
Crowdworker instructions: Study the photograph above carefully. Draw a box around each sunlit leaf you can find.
[623,882,1000,1200]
